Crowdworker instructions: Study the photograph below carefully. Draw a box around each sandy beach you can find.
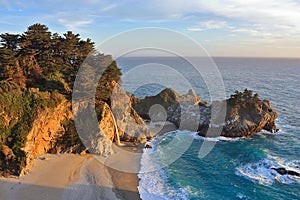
[0,122,176,200]
[0,154,88,200]
[65,143,143,200]
[0,149,141,200]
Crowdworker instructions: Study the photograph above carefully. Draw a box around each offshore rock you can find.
[132,88,202,131]
[132,88,278,138]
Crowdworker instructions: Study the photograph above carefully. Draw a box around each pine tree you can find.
[0,33,20,51]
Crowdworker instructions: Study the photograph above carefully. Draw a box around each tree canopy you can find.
[0,23,122,102]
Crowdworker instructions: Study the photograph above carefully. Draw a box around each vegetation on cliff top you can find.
[0,23,122,176]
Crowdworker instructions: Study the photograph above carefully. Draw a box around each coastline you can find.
[103,122,177,200]
[0,123,177,200]
[107,142,144,200]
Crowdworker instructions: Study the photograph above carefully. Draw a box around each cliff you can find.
[72,85,151,158]
[0,82,84,176]
[20,100,78,175]
[111,84,150,143]
[0,55,148,176]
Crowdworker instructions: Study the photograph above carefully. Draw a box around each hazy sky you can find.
[1,0,300,57]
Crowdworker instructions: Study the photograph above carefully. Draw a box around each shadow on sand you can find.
[0,180,141,200]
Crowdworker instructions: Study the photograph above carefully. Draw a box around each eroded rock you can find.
[132,88,278,138]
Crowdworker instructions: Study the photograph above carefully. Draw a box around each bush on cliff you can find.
[0,81,64,175]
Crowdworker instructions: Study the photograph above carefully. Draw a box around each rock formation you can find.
[72,100,115,157]
[111,84,151,143]
[132,88,278,138]
[132,88,202,129]
[73,93,150,158]
[0,85,85,176]
[20,99,85,175]
[218,98,278,137]
[271,167,300,177]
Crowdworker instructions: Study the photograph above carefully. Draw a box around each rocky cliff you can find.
[20,100,77,175]
[1,85,150,176]
[132,88,278,138]
[111,84,150,143]
[0,82,84,176]
[72,84,151,158]
[0,68,150,177]
[131,88,202,128]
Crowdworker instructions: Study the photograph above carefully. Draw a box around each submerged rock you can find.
[271,167,300,177]
[145,144,153,149]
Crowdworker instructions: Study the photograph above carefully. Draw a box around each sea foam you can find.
[138,131,190,200]
[193,132,241,142]
[235,156,300,185]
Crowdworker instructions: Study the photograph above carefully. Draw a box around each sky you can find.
[0,0,300,58]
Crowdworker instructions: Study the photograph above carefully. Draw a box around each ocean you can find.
[116,57,300,200]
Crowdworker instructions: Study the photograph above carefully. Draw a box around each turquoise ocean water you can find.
[117,57,300,200]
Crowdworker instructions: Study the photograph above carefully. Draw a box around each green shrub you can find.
[0,81,66,175]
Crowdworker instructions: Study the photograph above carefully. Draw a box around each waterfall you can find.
[110,109,123,146]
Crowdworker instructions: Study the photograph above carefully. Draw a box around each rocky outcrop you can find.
[98,101,119,142]
[132,88,202,129]
[0,79,150,177]
[72,87,151,158]
[198,98,278,137]
[19,99,89,175]
[271,167,300,177]
[111,84,150,143]
[0,84,85,177]
[132,88,278,138]
[221,99,278,137]
[72,100,114,157]
[20,100,72,175]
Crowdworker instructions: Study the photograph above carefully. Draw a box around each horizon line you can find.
[115,55,300,59]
